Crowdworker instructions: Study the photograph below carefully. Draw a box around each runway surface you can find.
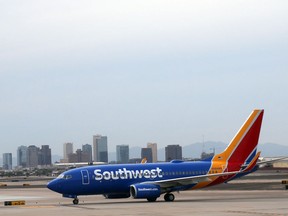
[1,170,288,215]
[1,188,287,216]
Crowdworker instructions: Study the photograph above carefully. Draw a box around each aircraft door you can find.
[81,170,90,185]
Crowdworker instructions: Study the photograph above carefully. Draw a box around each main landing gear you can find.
[146,193,175,202]
[164,193,175,202]
[73,198,79,205]
[147,197,157,202]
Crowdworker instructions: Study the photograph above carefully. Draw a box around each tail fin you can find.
[213,109,264,171]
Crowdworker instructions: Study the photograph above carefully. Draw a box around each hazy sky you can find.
[1,1,287,157]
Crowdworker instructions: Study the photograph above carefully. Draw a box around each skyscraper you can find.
[63,143,73,162]
[3,153,12,170]
[17,145,27,168]
[27,145,39,168]
[82,144,92,162]
[93,135,108,162]
[39,145,52,166]
[141,148,153,163]
[165,144,182,162]
[68,149,90,163]
[116,145,129,164]
[147,142,158,162]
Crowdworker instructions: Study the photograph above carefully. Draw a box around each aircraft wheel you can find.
[147,197,157,202]
[164,193,175,202]
[73,198,79,205]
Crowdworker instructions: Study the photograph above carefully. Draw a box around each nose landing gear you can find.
[73,198,79,205]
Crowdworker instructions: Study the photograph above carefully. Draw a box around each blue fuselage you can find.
[48,161,214,196]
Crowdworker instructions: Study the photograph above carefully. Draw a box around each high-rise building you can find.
[39,145,51,166]
[68,149,90,163]
[27,145,40,168]
[165,144,182,162]
[68,152,77,163]
[93,135,108,162]
[147,143,158,162]
[141,148,153,163]
[116,145,129,164]
[3,153,12,170]
[63,143,73,162]
[82,144,92,162]
[17,145,27,167]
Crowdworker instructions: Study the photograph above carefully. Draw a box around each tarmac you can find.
[0,169,287,216]
[0,188,288,216]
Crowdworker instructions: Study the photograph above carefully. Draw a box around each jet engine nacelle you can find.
[130,183,161,199]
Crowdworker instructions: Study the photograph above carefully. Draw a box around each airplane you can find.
[47,109,265,204]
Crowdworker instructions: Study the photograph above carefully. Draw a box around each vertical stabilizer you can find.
[213,109,264,170]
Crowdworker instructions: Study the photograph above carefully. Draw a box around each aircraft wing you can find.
[257,156,288,166]
[145,171,240,188]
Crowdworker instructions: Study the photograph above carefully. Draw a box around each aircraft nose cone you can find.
[47,179,61,193]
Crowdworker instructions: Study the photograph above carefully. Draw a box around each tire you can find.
[73,198,79,205]
[164,193,175,202]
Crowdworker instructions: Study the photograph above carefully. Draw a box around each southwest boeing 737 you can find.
[47,109,264,204]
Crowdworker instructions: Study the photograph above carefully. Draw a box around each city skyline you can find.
[2,140,288,169]
[1,1,288,156]
[0,141,181,169]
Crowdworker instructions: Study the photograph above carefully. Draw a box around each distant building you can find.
[17,145,27,168]
[27,145,40,168]
[82,144,92,162]
[68,149,90,163]
[3,153,12,170]
[141,148,153,163]
[39,145,51,166]
[68,152,77,163]
[201,152,214,160]
[116,145,129,164]
[93,135,108,162]
[63,143,73,162]
[147,143,158,162]
[165,144,182,162]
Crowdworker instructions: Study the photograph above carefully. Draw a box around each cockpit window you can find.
[57,174,64,179]
[57,174,72,179]
[64,175,72,179]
